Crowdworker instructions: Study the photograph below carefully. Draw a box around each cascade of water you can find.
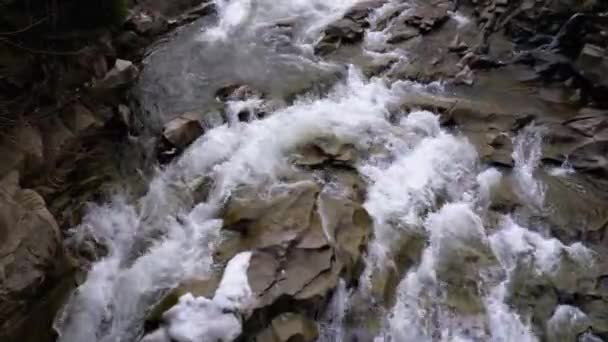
[54,1,598,341]
[202,0,359,44]
[319,280,348,342]
[512,124,546,210]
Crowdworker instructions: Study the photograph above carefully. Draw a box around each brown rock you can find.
[271,313,319,342]
[61,102,102,134]
[291,136,357,167]
[259,248,333,306]
[247,250,281,295]
[223,180,321,248]
[128,12,168,36]
[162,112,205,148]
[0,171,64,338]
[0,124,44,176]
[255,312,318,342]
[39,117,75,167]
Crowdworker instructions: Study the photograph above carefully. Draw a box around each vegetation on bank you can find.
[0,0,128,31]
[0,0,130,129]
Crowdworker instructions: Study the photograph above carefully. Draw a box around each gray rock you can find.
[569,140,608,178]
[95,59,139,89]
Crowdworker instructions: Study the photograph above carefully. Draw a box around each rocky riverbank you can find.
[0,1,215,341]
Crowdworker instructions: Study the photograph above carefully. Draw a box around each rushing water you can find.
[55,1,598,341]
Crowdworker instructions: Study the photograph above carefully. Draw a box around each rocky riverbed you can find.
[2,0,608,341]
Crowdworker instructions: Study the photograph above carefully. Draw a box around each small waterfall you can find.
[512,124,546,210]
[319,280,347,342]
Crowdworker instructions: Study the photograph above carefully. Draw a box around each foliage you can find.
[64,0,129,29]
[0,0,128,32]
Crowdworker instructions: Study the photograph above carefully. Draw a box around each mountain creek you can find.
[2,0,608,341]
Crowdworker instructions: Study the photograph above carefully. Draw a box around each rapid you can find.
[52,1,599,341]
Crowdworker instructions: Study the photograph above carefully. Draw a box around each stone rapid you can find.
[46,1,608,342]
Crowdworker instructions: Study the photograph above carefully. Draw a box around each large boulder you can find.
[0,171,70,340]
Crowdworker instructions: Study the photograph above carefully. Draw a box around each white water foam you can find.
[203,0,362,44]
[142,252,253,342]
[448,11,472,28]
[512,124,546,209]
[55,199,223,342]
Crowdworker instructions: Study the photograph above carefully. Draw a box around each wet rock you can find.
[211,171,371,336]
[216,84,264,102]
[258,247,334,305]
[386,26,420,44]
[481,135,515,168]
[325,18,365,44]
[461,52,506,69]
[162,112,205,149]
[578,332,605,342]
[223,180,322,248]
[315,0,384,54]
[117,104,132,128]
[563,112,608,137]
[343,0,385,22]
[454,65,475,86]
[291,136,357,167]
[449,34,469,53]
[255,313,319,342]
[320,191,371,282]
[94,59,139,89]
[127,12,168,36]
[580,298,608,335]
[546,305,591,342]
[247,250,281,295]
[569,140,608,178]
[548,13,590,58]
[576,43,608,88]
[404,1,450,34]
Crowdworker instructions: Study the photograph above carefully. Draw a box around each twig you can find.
[0,17,48,36]
[0,38,90,55]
